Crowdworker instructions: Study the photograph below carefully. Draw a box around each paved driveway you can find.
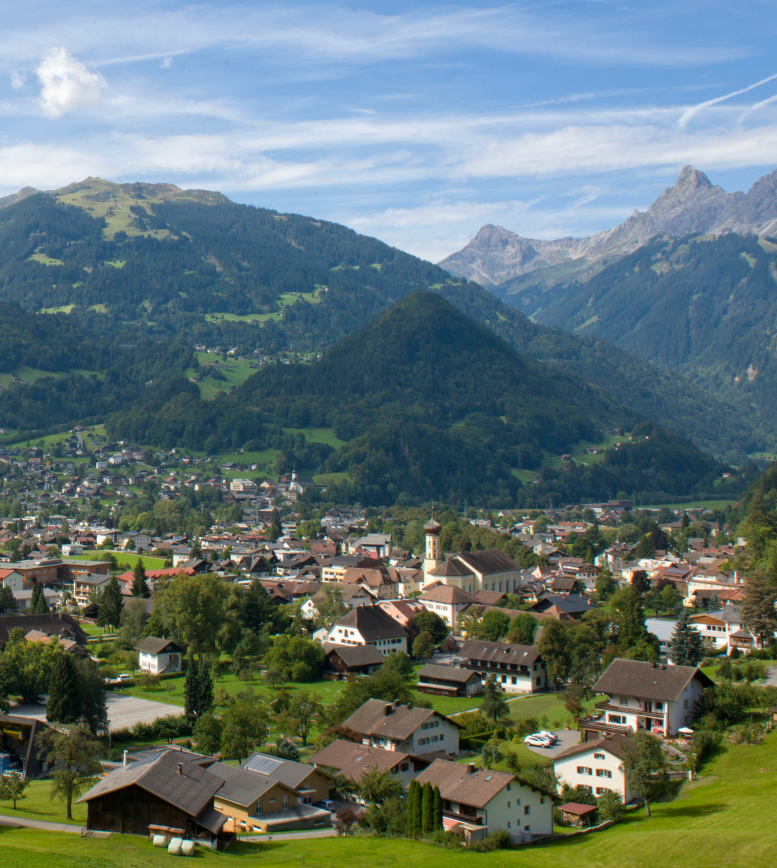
[765,666,777,687]
[523,728,580,759]
[11,692,183,732]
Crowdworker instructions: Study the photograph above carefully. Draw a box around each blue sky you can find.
[1,0,776,260]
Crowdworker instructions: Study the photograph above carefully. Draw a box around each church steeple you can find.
[423,511,442,579]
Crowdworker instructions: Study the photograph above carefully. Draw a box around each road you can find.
[0,814,83,834]
[764,665,777,687]
[242,829,338,842]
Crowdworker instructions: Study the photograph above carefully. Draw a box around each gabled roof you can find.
[134,636,183,655]
[552,732,632,762]
[331,605,407,640]
[78,750,225,831]
[418,663,480,684]
[459,638,540,665]
[455,549,520,576]
[426,558,472,578]
[594,658,714,702]
[209,761,297,807]
[415,759,514,808]
[419,584,479,604]
[323,644,385,667]
[343,698,457,740]
[239,752,329,788]
[309,739,425,782]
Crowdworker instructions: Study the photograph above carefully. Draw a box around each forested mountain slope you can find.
[110,292,738,507]
[533,233,777,428]
[0,180,762,460]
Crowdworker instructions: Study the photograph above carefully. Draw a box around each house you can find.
[340,567,397,599]
[135,637,184,674]
[553,733,634,801]
[239,752,331,805]
[342,698,461,755]
[77,749,231,847]
[689,605,761,652]
[309,739,432,791]
[415,663,482,697]
[378,598,425,627]
[459,639,546,693]
[580,658,714,738]
[323,605,408,655]
[73,572,112,606]
[0,613,87,650]
[210,760,330,834]
[321,643,386,680]
[12,587,59,612]
[418,584,480,631]
[415,759,554,843]
[530,593,595,621]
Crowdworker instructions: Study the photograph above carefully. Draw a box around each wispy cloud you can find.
[678,71,777,127]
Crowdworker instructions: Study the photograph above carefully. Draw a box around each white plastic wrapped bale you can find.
[152,835,167,847]
[181,841,195,856]
[168,837,183,855]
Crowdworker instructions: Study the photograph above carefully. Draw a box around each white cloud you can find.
[10,70,25,90]
[678,71,777,128]
[36,47,106,117]
[161,57,173,69]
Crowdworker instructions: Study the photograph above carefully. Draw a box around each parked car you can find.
[538,730,558,743]
[524,734,554,748]
[314,799,335,810]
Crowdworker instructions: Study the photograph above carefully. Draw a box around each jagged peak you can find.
[674,165,713,190]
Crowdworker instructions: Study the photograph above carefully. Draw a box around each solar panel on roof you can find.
[243,754,283,775]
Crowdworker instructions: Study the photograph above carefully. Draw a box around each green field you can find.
[183,354,262,399]
[86,552,167,571]
[282,427,346,448]
[204,289,325,327]
[0,731,775,867]
[0,780,86,826]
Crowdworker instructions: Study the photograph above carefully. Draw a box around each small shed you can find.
[558,802,598,828]
[415,663,482,697]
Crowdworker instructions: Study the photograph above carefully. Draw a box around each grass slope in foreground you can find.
[1,730,776,867]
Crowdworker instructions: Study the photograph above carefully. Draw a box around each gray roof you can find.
[417,663,481,684]
[459,638,540,665]
[323,644,385,667]
[332,605,407,640]
[78,750,226,832]
[455,549,520,576]
[134,636,183,655]
[594,658,714,702]
[239,752,328,789]
[208,761,284,807]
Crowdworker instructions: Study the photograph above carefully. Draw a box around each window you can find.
[507,821,511,828]
[507,802,510,808]
[400,763,409,772]
[257,800,262,814]
[594,753,605,760]
[576,766,593,775]
[524,805,530,816]
[506,783,511,791]
[596,769,612,778]
[540,797,545,804]
[524,825,530,832]
[608,715,625,725]
[283,795,289,810]
[596,787,611,795]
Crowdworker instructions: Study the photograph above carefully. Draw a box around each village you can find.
[0,430,774,863]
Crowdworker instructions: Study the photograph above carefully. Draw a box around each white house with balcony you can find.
[579,658,714,739]
[689,605,763,652]
[134,636,184,674]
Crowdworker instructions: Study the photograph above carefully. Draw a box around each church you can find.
[421,516,523,595]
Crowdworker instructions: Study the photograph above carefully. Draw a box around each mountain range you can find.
[439,165,777,289]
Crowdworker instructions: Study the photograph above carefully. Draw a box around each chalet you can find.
[239,752,331,805]
[78,750,231,847]
[530,593,595,621]
[321,643,385,680]
[73,572,112,606]
[309,739,432,790]
[323,605,408,655]
[415,663,482,697]
[459,639,546,694]
[342,698,461,755]
[689,605,762,652]
[341,567,397,599]
[0,613,87,650]
[378,598,425,627]
[135,637,184,674]
[415,759,554,843]
[553,733,634,801]
[418,584,480,631]
[580,658,714,738]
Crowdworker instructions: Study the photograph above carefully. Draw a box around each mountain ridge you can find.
[439,165,777,287]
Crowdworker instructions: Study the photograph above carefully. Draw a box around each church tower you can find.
[423,515,442,580]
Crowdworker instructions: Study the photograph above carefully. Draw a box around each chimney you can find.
[123,750,128,768]
[177,763,183,775]
[468,763,476,774]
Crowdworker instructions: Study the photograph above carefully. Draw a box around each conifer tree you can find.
[98,576,123,628]
[433,784,443,830]
[46,654,81,724]
[184,652,198,719]
[669,606,704,666]
[421,781,434,834]
[131,560,150,598]
[30,578,49,614]
[197,656,214,717]
[406,780,418,835]
[410,778,423,835]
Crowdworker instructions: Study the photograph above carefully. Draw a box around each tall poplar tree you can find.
[421,781,434,833]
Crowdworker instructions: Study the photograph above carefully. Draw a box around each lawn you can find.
[0,780,86,826]
[2,733,776,867]
[62,552,167,572]
[282,427,346,449]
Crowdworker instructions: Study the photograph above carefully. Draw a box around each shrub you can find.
[597,790,624,821]
[474,828,512,851]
